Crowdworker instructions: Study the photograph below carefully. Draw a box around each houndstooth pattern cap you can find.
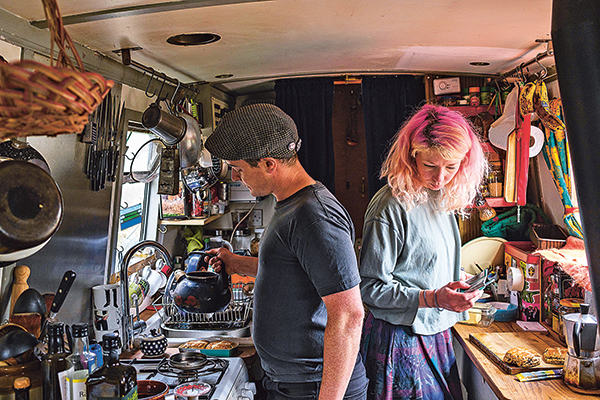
[205,103,301,161]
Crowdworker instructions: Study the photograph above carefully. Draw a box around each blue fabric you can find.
[361,312,462,400]
[361,76,426,198]
[275,78,336,193]
[254,182,362,382]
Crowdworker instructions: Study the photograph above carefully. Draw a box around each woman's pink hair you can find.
[381,104,488,214]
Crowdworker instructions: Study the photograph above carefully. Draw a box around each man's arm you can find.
[319,285,364,400]
[206,247,259,277]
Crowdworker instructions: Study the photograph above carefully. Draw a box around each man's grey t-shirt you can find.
[253,182,361,383]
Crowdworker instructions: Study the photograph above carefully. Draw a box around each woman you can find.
[359,104,488,400]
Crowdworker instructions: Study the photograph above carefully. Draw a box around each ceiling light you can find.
[167,33,221,46]
[469,61,490,66]
[215,74,234,79]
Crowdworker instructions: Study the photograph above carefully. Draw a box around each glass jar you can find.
[480,86,493,105]
[558,298,582,344]
[460,303,497,327]
[488,170,503,197]
[469,87,481,106]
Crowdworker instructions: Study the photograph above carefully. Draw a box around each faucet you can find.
[120,240,172,350]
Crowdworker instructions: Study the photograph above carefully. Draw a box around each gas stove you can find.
[127,356,255,400]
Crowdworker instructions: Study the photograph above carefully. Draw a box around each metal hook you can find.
[158,225,167,234]
[156,75,167,102]
[144,68,157,98]
[170,79,181,108]
[535,54,548,80]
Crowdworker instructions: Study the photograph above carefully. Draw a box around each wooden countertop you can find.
[452,322,598,399]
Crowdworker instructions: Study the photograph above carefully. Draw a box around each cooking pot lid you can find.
[0,160,63,251]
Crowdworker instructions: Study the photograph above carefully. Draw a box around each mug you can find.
[93,308,122,343]
[92,284,121,310]
[140,266,166,298]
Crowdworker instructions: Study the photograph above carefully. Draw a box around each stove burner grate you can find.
[157,357,228,380]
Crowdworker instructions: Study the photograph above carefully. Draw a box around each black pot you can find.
[172,257,231,314]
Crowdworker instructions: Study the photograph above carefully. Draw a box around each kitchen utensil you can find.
[39,270,76,340]
[138,379,169,400]
[562,303,600,393]
[0,138,51,173]
[9,265,30,316]
[0,329,38,361]
[563,304,600,357]
[169,352,208,371]
[172,265,231,314]
[0,160,63,261]
[12,288,46,319]
[140,329,168,358]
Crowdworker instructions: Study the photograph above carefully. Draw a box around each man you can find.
[204,103,367,400]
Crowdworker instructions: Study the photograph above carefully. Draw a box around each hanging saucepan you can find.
[0,140,63,265]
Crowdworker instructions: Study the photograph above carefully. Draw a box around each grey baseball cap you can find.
[205,103,301,161]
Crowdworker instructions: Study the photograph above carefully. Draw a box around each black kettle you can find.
[172,252,231,313]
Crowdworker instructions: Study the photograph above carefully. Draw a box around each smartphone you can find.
[463,269,497,293]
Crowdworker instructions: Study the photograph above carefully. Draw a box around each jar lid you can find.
[13,377,30,390]
[481,86,493,92]
[71,323,89,338]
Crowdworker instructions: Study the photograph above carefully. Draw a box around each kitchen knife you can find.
[49,270,76,321]
[38,270,76,340]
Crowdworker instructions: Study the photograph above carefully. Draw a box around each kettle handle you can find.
[574,320,582,357]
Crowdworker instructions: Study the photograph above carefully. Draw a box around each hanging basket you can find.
[0,0,113,139]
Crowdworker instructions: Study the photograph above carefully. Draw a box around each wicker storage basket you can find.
[0,0,113,139]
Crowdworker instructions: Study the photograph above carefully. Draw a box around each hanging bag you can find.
[481,203,551,241]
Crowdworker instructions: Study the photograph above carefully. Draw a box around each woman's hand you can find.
[434,281,482,312]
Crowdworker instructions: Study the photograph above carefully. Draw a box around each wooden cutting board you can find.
[469,332,566,374]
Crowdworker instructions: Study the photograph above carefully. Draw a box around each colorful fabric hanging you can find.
[539,97,583,238]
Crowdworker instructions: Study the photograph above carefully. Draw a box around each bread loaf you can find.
[542,347,567,365]
[206,340,235,350]
[179,339,209,349]
[503,347,541,368]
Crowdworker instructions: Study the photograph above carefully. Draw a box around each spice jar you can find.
[469,87,481,106]
[474,193,496,221]
[480,86,493,105]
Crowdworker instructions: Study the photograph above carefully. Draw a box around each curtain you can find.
[361,75,426,198]
[540,98,583,238]
[275,78,335,193]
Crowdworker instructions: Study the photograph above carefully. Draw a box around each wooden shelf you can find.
[159,214,222,226]
[486,197,515,208]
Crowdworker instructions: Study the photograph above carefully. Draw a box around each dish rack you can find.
[160,283,253,338]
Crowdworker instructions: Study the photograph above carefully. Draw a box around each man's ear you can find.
[263,158,277,173]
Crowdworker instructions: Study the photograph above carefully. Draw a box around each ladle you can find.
[0,329,38,361]
[12,288,47,319]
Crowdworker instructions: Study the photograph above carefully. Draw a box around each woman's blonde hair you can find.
[381,104,488,215]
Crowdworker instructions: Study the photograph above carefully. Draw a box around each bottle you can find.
[86,333,137,399]
[469,86,481,106]
[42,322,72,400]
[474,193,496,221]
[67,323,97,399]
[13,377,30,400]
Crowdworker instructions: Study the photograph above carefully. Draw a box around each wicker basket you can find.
[0,0,113,139]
